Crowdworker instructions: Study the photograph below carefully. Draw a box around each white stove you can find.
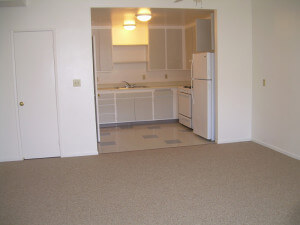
[178,86,192,128]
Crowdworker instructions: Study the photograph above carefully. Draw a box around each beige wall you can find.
[252,0,300,159]
[0,0,253,162]
[90,0,253,143]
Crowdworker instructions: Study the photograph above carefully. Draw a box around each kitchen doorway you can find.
[91,8,217,153]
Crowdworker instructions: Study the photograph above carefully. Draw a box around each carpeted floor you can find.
[0,142,299,225]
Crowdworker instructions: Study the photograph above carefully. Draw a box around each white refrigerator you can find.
[191,52,215,141]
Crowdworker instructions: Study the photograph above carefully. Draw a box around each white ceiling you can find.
[91,8,213,27]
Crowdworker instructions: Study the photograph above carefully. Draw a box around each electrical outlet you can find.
[73,79,81,87]
[165,74,168,79]
[142,74,146,80]
[263,79,266,87]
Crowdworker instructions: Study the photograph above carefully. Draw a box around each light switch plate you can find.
[73,79,81,87]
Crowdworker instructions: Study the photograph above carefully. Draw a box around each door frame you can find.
[10,29,62,159]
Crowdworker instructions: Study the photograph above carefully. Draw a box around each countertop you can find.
[98,81,190,91]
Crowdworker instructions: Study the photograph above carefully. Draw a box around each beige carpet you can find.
[0,142,299,225]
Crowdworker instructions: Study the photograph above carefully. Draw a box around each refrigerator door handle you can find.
[191,60,195,104]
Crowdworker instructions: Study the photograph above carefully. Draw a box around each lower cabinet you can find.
[154,89,173,120]
[98,88,176,124]
[98,93,115,124]
[116,97,135,122]
[134,93,153,121]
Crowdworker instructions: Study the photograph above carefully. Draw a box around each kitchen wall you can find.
[98,69,190,85]
[0,0,252,162]
[252,0,300,159]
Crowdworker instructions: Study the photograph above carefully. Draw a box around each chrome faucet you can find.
[122,81,135,88]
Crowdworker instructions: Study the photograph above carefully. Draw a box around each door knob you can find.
[19,102,24,106]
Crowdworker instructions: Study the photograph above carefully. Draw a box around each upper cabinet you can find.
[148,28,184,71]
[148,28,166,70]
[166,29,183,70]
[92,28,113,72]
[196,19,212,52]
[185,19,213,69]
[185,25,196,68]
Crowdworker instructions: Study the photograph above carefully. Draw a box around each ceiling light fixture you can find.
[123,24,136,30]
[136,13,152,22]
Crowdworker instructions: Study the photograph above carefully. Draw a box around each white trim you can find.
[10,30,23,160]
[61,151,99,158]
[0,157,23,163]
[216,138,251,144]
[253,139,300,160]
[92,26,112,29]
[51,29,63,157]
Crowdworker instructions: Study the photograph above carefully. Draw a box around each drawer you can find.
[98,93,114,99]
[179,114,192,128]
[98,99,114,105]
[116,93,135,99]
[154,89,173,96]
[134,92,152,98]
[99,113,115,124]
[154,89,173,97]
[99,105,115,114]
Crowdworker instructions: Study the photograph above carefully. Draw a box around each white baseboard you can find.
[216,138,252,144]
[253,139,300,160]
[61,151,99,158]
[0,157,23,163]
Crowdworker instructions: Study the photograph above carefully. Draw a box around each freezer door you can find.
[192,80,212,139]
[192,52,212,80]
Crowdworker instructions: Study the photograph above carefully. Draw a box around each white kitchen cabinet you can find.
[185,25,196,69]
[166,29,183,70]
[148,28,184,71]
[99,88,177,124]
[98,93,115,124]
[148,28,166,70]
[185,19,212,69]
[196,19,212,52]
[116,93,135,122]
[153,89,173,120]
[92,28,113,71]
[134,92,153,121]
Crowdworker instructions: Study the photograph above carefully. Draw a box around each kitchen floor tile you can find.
[98,122,211,153]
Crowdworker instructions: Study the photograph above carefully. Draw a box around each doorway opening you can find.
[91,8,217,153]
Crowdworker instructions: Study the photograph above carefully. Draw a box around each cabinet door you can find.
[92,29,113,71]
[135,97,153,121]
[166,29,183,69]
[185,25,196,69]
[148,29,166,70]
[154,89,173,120]
[196,19,212,52]
[116,94,135,122]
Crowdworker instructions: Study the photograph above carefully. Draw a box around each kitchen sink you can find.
[115,86,148,89]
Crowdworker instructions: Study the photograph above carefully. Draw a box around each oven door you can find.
[178,91,192,118]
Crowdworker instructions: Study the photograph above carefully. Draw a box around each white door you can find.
[13,31,60,159]
[192,80,212,140]
[92,35,100,142]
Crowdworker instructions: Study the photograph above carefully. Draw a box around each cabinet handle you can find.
[19,102,24,106]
